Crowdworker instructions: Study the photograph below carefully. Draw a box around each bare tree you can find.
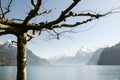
[0,0,115,80]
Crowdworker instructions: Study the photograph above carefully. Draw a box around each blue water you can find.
[0,65,120,80]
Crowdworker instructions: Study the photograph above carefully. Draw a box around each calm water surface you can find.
[0,65,120,80]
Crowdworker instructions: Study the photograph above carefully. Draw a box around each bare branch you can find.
[12,19,24,22]
[0,23,18,36]
[23,0,42,24]
[0,0,118,41]
[52,29,60,39]
[0,0,4,18]
[46,29,55,36]
[51,18,93,28]
[65,12,103,18]
[27,30,35,41]
[37,9,52,16]
[0,0,13,19]
[31,0,36,8]
[0,19,21,27]
[0,30,13,36]
[0,23,10,29]
[61,0,80,16]
[40,0,81,29]
[26,12,112,31]
[27,33,35,38]
[59,29,76,34]
[50,12,111,29]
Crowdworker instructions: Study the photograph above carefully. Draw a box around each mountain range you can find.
[49,47,95,65]
[0,40,49,66]
[50,42,120,65]
[1,40,120,66]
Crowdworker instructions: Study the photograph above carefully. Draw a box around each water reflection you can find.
[0,65,120,80]
[0,66,16,80]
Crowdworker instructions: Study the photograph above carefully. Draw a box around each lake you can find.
[0,65,120,80]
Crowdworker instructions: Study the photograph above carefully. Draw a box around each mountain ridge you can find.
[0,40,49,66]
[87,48,104,65]
[49,47,95,65]
[98,42,120,65]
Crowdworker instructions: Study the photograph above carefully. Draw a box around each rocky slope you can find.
[0,40,49,66]
[98,42,120,65]
[87,48,104,65]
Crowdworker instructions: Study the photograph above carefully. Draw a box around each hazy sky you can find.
[1,0,120,58]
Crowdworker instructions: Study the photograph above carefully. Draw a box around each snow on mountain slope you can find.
[49,47,96,65]
[3,40,17,51]
[0,40,49,66]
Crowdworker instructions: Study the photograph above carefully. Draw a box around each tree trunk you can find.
[17,33,27,80]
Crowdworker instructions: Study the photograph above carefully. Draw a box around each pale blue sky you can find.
[1,0,120,58]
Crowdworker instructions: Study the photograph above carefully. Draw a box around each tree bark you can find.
[17,32,27,80]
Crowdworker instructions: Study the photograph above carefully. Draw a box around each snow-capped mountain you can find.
[0,40,49,66]
[3,40,17,50]
[49,47,96,65]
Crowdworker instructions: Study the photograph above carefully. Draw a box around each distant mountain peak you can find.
[3,40,17,49]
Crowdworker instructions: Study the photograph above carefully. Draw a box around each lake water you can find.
[0,65,120,80]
